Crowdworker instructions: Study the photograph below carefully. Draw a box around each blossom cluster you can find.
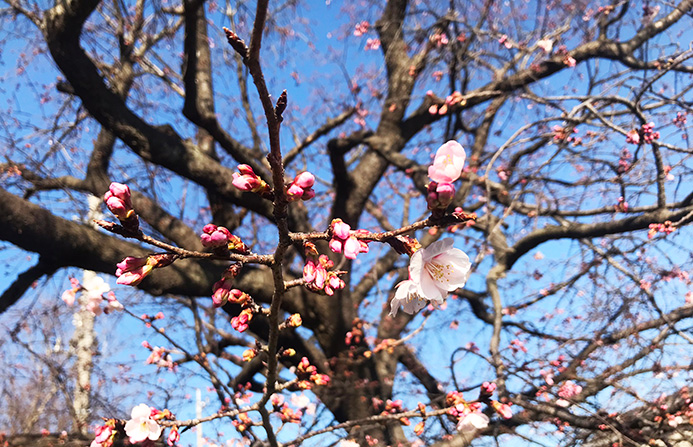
[295,357,330,389]
[142,341,175,371]
[627,122,660,145]
[303,251,346,296]
[648,220,676,239]
[200,224,249,253]
[329,219,369,259]
[61,275,123,316]
[428,90,464,115]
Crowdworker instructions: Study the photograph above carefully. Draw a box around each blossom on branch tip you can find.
[390,238,471,317]
[428,141,466,183]
[286,171,316,201]
[115,257,153,286]
[104,182,134,221]
[200,224,231,248]
[124,404,162,444]
[232,164,270,194]
[116,254,175,286]
[329,219,369,259]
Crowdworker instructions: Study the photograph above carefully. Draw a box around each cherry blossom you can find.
[456,411,489,434]
[536,38,553,54]
[124,404,162,443]
[428,141,466,183]
[390,238,471,316]
[410,238,471,301]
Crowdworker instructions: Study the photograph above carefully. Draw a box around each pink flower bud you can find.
[286,183,305,200]
[116,257,153,286]
[436,182,455,205]
[104,182,134,220]
[343,236,361,260]
[294,172,315,189]
[200,224,231,248]
[212,277,233,307]
[332,220,351,240]
[232,165,267,193]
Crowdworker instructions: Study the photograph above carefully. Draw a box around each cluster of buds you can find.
[614,196,629,212]
[353,21,369,37]
[556,45,576,67]
[431,31,449,47]
[345,318,364,346]
[617,148,632,174]
[286,172,316,201]
[232,165,272,196]
[478,381,497,400]
[91,419,117,447]
[211,264,244,307]
[490,400,513,418]
[372,398,404,416]
[445,391,489,434]
[271,395,303,424]
[364,37,380,51]
[552,125,580,144]
[555,380,583,407]
[426,181,455,211]
[673,112,687,129]
[648,220,676,239]
[142,341,175,371]
[104,183,139,232]
[116,254,176,286]
[428,90,464,115]
[329,219,369,260]
[232,413,255,433]
[231,308,253,332]
[200,224,249,254]
[642,122,660,143]
[295,357,330,389]
[628,122,660,144]
[303,253,346,295]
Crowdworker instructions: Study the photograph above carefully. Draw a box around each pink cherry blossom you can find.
[390,238,471,316]
[409,238,471,302]
[124,404,162,443]
[428,141,466,183]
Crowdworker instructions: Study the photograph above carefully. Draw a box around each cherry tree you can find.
[1,0,692,446]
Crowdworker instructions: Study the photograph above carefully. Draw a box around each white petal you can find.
[419,273,445,301]
[422,238,455,262]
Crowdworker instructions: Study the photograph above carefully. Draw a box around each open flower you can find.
[456,411,489,434]
[390,238,471,317]
[124,404,162,443]
[410,238,471,301]
[389,279,427,317]
[428,141,466,183]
